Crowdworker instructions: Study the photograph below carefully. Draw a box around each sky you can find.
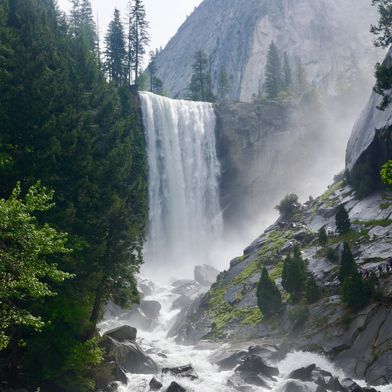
[56,0,203,58]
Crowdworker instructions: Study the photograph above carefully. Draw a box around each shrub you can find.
[275,193,299,218]
[342,271,370,310]
[381,160,392,185]
[326,247,338,262]
[318,227,328,247]
[305,274,320,304]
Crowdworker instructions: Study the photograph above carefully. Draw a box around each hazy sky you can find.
[57,0,202,58]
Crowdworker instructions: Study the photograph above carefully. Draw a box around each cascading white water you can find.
[139,92,223,279]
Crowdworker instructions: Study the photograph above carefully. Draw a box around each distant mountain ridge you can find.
[155,0,381,102]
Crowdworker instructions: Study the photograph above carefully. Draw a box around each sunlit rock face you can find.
[155,0,379,102]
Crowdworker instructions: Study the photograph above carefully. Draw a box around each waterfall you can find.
[139,92,223,279]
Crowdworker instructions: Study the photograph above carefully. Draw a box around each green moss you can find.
[329,230,369,245]
[232,260,261,285]
[380,202,390,210]
[241,307,263,325]
[352,219,392,228]
[320,181,344,203]
[258,230,294,259]
[270,262,284,281]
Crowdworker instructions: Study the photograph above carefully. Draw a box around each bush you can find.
[275,194,299,218]
[381,160,392,185]
[288,305,309,331]
[257,267,282,318]
[338,242,356,283]
[326,247,338,262]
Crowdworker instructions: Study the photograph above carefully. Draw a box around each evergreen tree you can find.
[335,205,351,234]
[217,66,230,100]
[69,0,96,49]
[318,227,328,247]
[282,52,292,92]
[105,9,127,84]
[338,242,356,283]
[305,273,320,304]
[257,267,282,317]
[264,41,283,99]
[371,0,392,48]
[127,0,150,84]
[147,50,164,94]
[342,270,369,310]
[294,57,307,94]
[282,248,306,302]
[188,49,215,102]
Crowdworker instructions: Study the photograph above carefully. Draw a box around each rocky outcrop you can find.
[155,0,378,102]
[194,264,219,287]
[346,49,392,195]
[171,178,392,385]
[215,97,348,229]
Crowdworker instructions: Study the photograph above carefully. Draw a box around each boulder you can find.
[171,295,193,310]
[125,301,161,331]
[165,382,186,392]
[236,355,279,379]
[140,300,161,319]
[149,376,163,390]
[161,364,198,380]
[275,379,315,392]
[194,264,219,287]
[288,364,316,381]
[215,350,248,370]
[104,325,137,342]
[248,344,284,362]
[101,335,158,374]
[93,361,128,390]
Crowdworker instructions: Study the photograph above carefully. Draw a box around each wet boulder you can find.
[104,325,137,342]
[162,364,198,380]
[215,350,248,370]
[149,376,163,390]
[288,364,316,381]
[165,382,186,392]
[275,379,316,392]
[93,361,128,390]
[101,335,158,374]
[236,355,279,379]
[194,264,219,287]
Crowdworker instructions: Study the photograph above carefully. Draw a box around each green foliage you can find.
[0,0,147,388]
[264,41,283,99]
[288,305,309,331]
[188,49,215,102]
[335,205,351,234]
[256,267,282,318]
[282,247,306,303]
[305,274,320,304]
[381,160,392,185]
[338,242,356,283]
[318,227,328,247]
[326,247,339,262]
[0,183,72,350]
[147,50,164,94]
[217,66,231,101]
[371,0,392,48]
[275,193,299,218]
[105,8,127,84]
[342,270,370,311]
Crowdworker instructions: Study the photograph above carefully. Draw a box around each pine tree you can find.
[338,242,356,283]
[147,50,164,94]
[217,66,230,100]
[105,9,127,84]
[282,248,306,303]
[342,270,369,310]
[305,273,320,304]
[257,266,282,318]
[335,205,351,234]
[318,227,328,247]
[127,0,150,84]
[264,41,283,99]
[282,52,292,92]
[294,57,307,94]
[188,49,215,102]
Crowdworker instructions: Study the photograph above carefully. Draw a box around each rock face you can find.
[171,178,392,384]
[155,0,379,102]
[346,48,392,193]
[215,97,347,229]
[194,264,219,287]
